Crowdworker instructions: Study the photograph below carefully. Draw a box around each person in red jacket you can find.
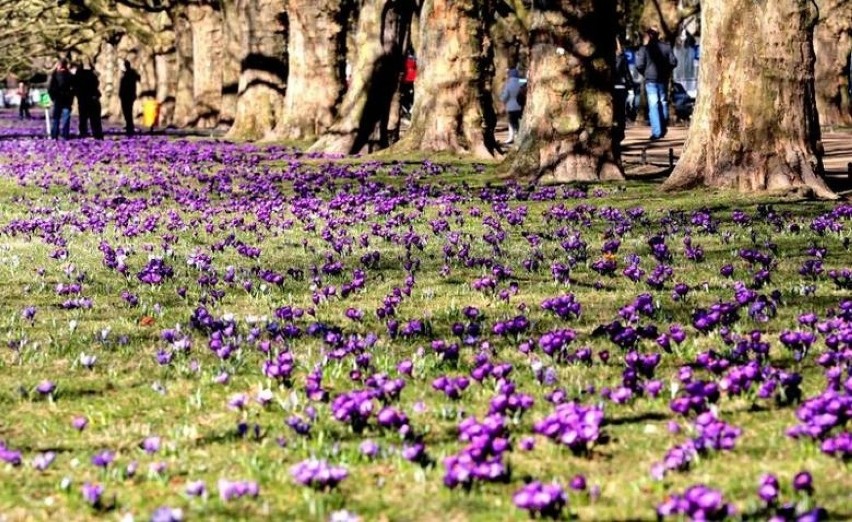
[400,54,416,119]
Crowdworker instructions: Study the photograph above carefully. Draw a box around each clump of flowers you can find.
[540,294,581,320]
[291,459,347,490]
[443,414,511,489]
[513,481,568,519]
[656,484,733,520]
[217,479,259,501]
[137,257,174,285]
[533,402,604,454]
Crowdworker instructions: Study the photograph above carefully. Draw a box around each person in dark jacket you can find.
[47,59,74,140]
[635,27,678,140]
[119,60,140,136]
[614,38,634,144]
[73,61,104,139]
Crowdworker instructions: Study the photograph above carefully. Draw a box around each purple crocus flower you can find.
[91,450,114,468]
[81,482,104,507]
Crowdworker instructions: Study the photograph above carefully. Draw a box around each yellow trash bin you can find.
[142,100,160,129]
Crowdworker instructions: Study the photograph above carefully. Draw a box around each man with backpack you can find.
[635,27,678,140]
[47,59,75,140]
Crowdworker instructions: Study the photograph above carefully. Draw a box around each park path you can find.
[620,125,852,179]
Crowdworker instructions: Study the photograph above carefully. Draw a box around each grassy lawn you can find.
[0,128,849,521]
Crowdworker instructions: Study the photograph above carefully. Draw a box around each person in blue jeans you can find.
[635,28,677,140]
[47,59,75,140]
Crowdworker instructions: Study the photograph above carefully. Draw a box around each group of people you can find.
[46,58,139,140]
[499,26,679,146]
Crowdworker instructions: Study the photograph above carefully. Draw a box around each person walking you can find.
[17,81,31,119]
[635,27,677,140]
[47,59,75,140]
[74,61,104,139]
[500,68,525,145]
[119,60,140,136]
[613,38,634,144]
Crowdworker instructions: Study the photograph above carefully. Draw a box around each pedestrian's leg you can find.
[79,102,89,137]
[91,101,103,140]
[506,111,520,144]
[659,85,669,137]
[645,83,662,139]
[614,89,627,143]
[61,107,72,140]
[122,100,135,136]
[19,102,24,120]
[51,107,60,139]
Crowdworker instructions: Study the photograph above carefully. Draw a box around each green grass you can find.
[0,152,849,521]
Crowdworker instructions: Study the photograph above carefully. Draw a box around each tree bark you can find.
[188,2,224,128]
[389,0,497,157]
[227,0,289,141]
[274,0,349,141]
[155,50,177,127]
[220,0,242,127]
[662,0,836,199]
[309,0,415,155]
[507,0,623,183]
[813,0,852,126]
[173,9,196,127]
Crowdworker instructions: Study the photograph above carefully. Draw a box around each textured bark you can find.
[188,2,224,128]
[94,40,120,120]
[137,46,158,109]
[227,0,289,141]
[220,0,242,127]
[640,0,679,39]
[663,0,836,199]
[173,9,196,127]
[507,0,623,182]
[310,0,415,155]
[391,0,497,157]
[814,0,852,126]
[275,0,349,141]
[155,51,177,127]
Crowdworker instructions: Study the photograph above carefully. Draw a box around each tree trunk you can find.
[640,0,680,40]
[155,50,177,127]
[274,0,348,141]
[389,0,497,157]
[94,40,120,120]
[507,0,623,183]
[188,2,224,128]
[309,0,415,155]
[174,9,196,127]
[220,0,242,127]
[662,0,836,199]
[227,0,289,141]
[814,0,852,126]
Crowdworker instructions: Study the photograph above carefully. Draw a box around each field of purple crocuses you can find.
[0,112,849,521]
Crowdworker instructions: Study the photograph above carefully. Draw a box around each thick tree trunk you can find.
[640,0,679,40]
[274,0,348,141]
[663,0,836,199]
[174,9,196,127]
[814,0,852,126]
[309,0,415,155]
[507,0,623,182]
[220,0,242,127]
[188,2,224,128]
[94,40,120,120]
[390,0,497,157]
[227,0,289,141]
[155,50,177,127]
